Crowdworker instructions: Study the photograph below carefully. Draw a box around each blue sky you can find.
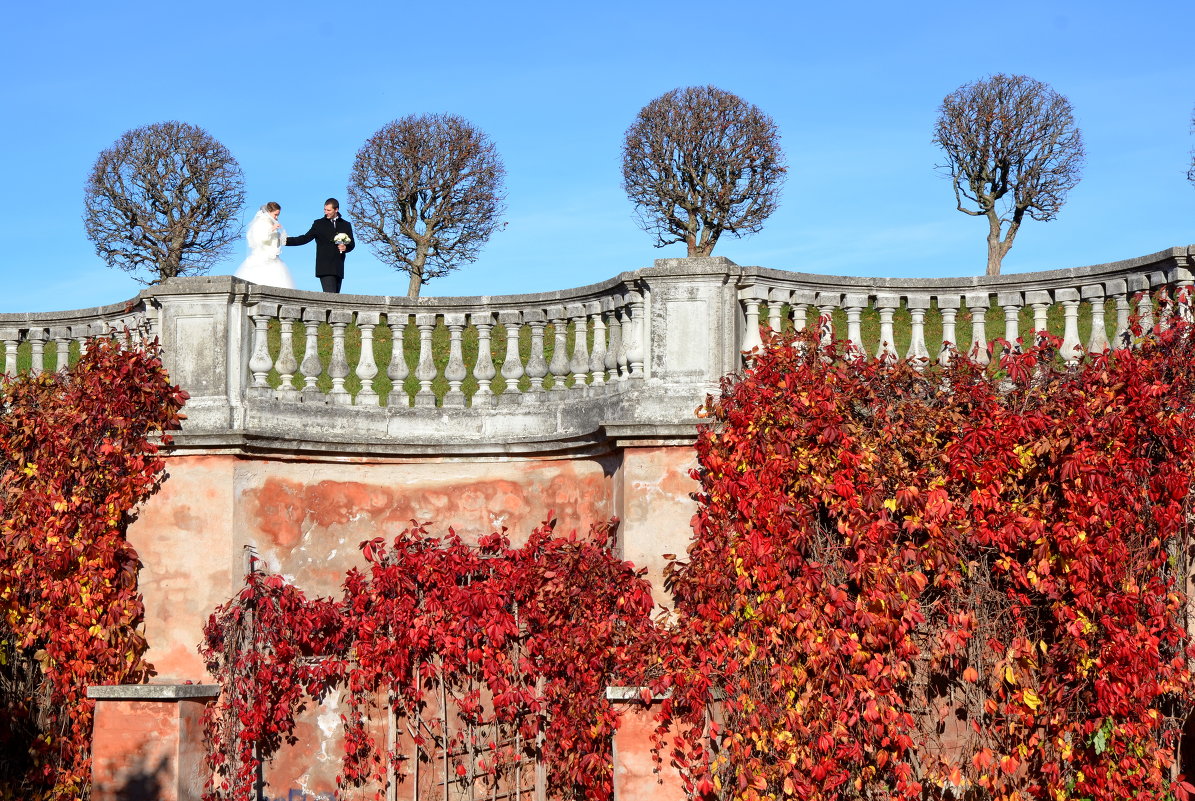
[2,0,1192,312]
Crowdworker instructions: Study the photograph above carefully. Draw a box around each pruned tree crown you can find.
[347,113,506,298]
[621,85,786,257]
[934,73,1085,276]
[83,121,245,283]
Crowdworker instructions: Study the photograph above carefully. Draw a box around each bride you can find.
[234,202,296,289]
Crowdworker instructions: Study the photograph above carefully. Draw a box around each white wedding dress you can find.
[234,207,296,289]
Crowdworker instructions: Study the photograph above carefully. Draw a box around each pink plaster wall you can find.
[615,446,701,609]
[124,443,704,798]
[233,454,620,598]
[128,455,238,681]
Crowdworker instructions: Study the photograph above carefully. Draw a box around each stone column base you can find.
[87,684,219,801]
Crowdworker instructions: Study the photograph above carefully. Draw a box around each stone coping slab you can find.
[87,683,220,701]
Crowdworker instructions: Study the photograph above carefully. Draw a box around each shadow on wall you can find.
[111,755,164,801]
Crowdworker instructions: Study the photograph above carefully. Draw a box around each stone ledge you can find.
[606,685,725,702]
[87,683,220,701]
[606,686,671,702]
[603,421,710,447]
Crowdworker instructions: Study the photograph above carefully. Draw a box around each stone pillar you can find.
[607,688,689,801]
[142,277,251,433]
[605,429,701,610]
[645,258,741,396]
[88,684,219,801]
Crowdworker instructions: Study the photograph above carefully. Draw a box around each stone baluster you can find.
[327,310,353,405]
[498,310,524,395]
[768,288,791,333]
[1105,279,1130,348]
[247,303,276,395]
[1082,285,1109,354]
[546,305,570,391]
[604,301,624,381]
[586,301,607,386]
[938,295,961,365]
[625,289,646,379]
[0,329,18,376]
[1023,290,1051,346]
[27,328,46,375]
[790,290,816,334]
[1159,289,1175,332]
[739,290,764,354]
[414,312,438,407]
[141,302,159,342]
[524,309,549,392]
[875,295,899,361]
[355,311,381,406]
[442,313,468,407]
[1150,270,1171,331]
[386,313,410,407]
[1174,267,1195,321]
[275,306,301,400]
[75,324,92,358]
[299,307,326,402]
[906,295,931,367]
[472,311,497,403]
[1055,288,1082,364]
[997,292,1023,354]
[50,326,71,372]
[964,293,990,365]
[567,303,590,389]
[814,293,840,349]
[843,293,867,355]
[1131,274,1154,338]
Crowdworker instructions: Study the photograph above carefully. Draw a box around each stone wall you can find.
[3,246,1185,799]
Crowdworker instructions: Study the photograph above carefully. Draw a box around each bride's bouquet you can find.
[333,233,352,246]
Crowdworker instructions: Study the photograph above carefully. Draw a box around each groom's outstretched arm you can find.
[343,220,355,254]
[286,223,317,246]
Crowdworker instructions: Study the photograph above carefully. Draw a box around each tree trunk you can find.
[408,245,427,298]
[985,211,1006,277]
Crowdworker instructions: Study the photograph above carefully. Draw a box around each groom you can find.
[286,197,355,293]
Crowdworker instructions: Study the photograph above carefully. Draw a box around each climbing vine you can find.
[0,335,187,800]
[652,315,1195,800]
[205,300,1195,801]
[201,518,656,801]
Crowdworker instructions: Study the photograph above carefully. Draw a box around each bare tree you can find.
[621,85,785,257]
[347,114,506,298]
[934,74,1085,276]
[83,121,245,283]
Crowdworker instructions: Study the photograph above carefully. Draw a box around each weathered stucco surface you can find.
[235,454,620,598]
[127,444,702,798]
[611,699,688,801]
[128,454,238,681]
[615,445,701,609]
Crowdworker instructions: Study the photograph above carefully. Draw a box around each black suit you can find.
[286,215,355,293]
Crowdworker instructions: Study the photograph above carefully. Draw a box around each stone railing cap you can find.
[87,683,220,700]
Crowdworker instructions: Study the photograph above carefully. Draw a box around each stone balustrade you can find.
[737,246,1194,366]
[0,300,148,376]
[240,280,648,408]
[2,246,1191,452]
